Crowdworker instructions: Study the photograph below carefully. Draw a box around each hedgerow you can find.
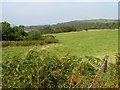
[2,38,59,47]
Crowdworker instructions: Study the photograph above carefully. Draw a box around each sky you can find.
[0,0,119,2]
[0,0,119,26]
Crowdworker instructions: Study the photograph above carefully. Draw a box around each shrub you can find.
[2,38,59,47]
[25,30,42,40]
[2,49,118,88]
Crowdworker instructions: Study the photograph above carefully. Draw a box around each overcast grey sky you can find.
[1,2,118,26]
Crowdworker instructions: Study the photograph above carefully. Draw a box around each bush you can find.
[2,49,118,88]
[2,38,59,47]
[25,30,42,40]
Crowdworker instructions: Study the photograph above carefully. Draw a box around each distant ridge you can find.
[25,19,117,31]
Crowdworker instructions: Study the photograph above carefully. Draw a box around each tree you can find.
[2,21,27,41]
[12,25,27,40]
[2,21,11,34]
[18,25,25,36]
[2,21,12,40]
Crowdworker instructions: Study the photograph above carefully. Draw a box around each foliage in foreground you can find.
[2,49,119,88]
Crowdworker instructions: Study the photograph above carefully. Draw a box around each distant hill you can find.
[25,19,118,31]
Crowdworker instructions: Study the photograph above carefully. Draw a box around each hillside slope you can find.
[25,19,118,31]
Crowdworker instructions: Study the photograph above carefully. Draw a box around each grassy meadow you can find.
[2,29,119,88]
[2,29,118,63]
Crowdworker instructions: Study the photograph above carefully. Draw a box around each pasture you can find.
[2,29,118,63]
[2,29,119,88]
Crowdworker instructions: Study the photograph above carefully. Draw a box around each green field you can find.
[2,29,119,88]
[2,29,118,63]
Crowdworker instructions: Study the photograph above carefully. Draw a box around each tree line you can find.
[1,19,118,41]
[1,21,78,41]
[26,19,118,33]
[1,21,54,41]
